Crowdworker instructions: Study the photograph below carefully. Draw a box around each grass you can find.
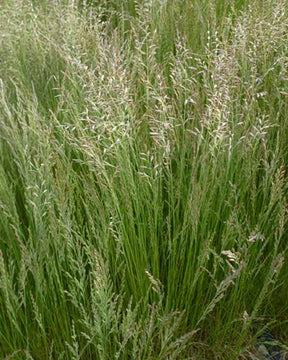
[0,0,288,358]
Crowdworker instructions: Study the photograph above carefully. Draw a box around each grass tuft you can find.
[0,0,287,358]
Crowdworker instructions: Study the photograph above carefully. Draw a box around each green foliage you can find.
[0,0,287,358]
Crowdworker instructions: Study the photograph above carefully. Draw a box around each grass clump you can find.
[0,0,288,358]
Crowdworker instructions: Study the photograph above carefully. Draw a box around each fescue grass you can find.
[0,0,288,358]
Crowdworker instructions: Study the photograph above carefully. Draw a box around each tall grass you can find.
[0,0,288,358]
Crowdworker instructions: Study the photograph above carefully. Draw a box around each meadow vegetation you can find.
[0,0,288,358]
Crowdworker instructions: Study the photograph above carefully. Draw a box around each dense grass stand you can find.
[0,0,287,359]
